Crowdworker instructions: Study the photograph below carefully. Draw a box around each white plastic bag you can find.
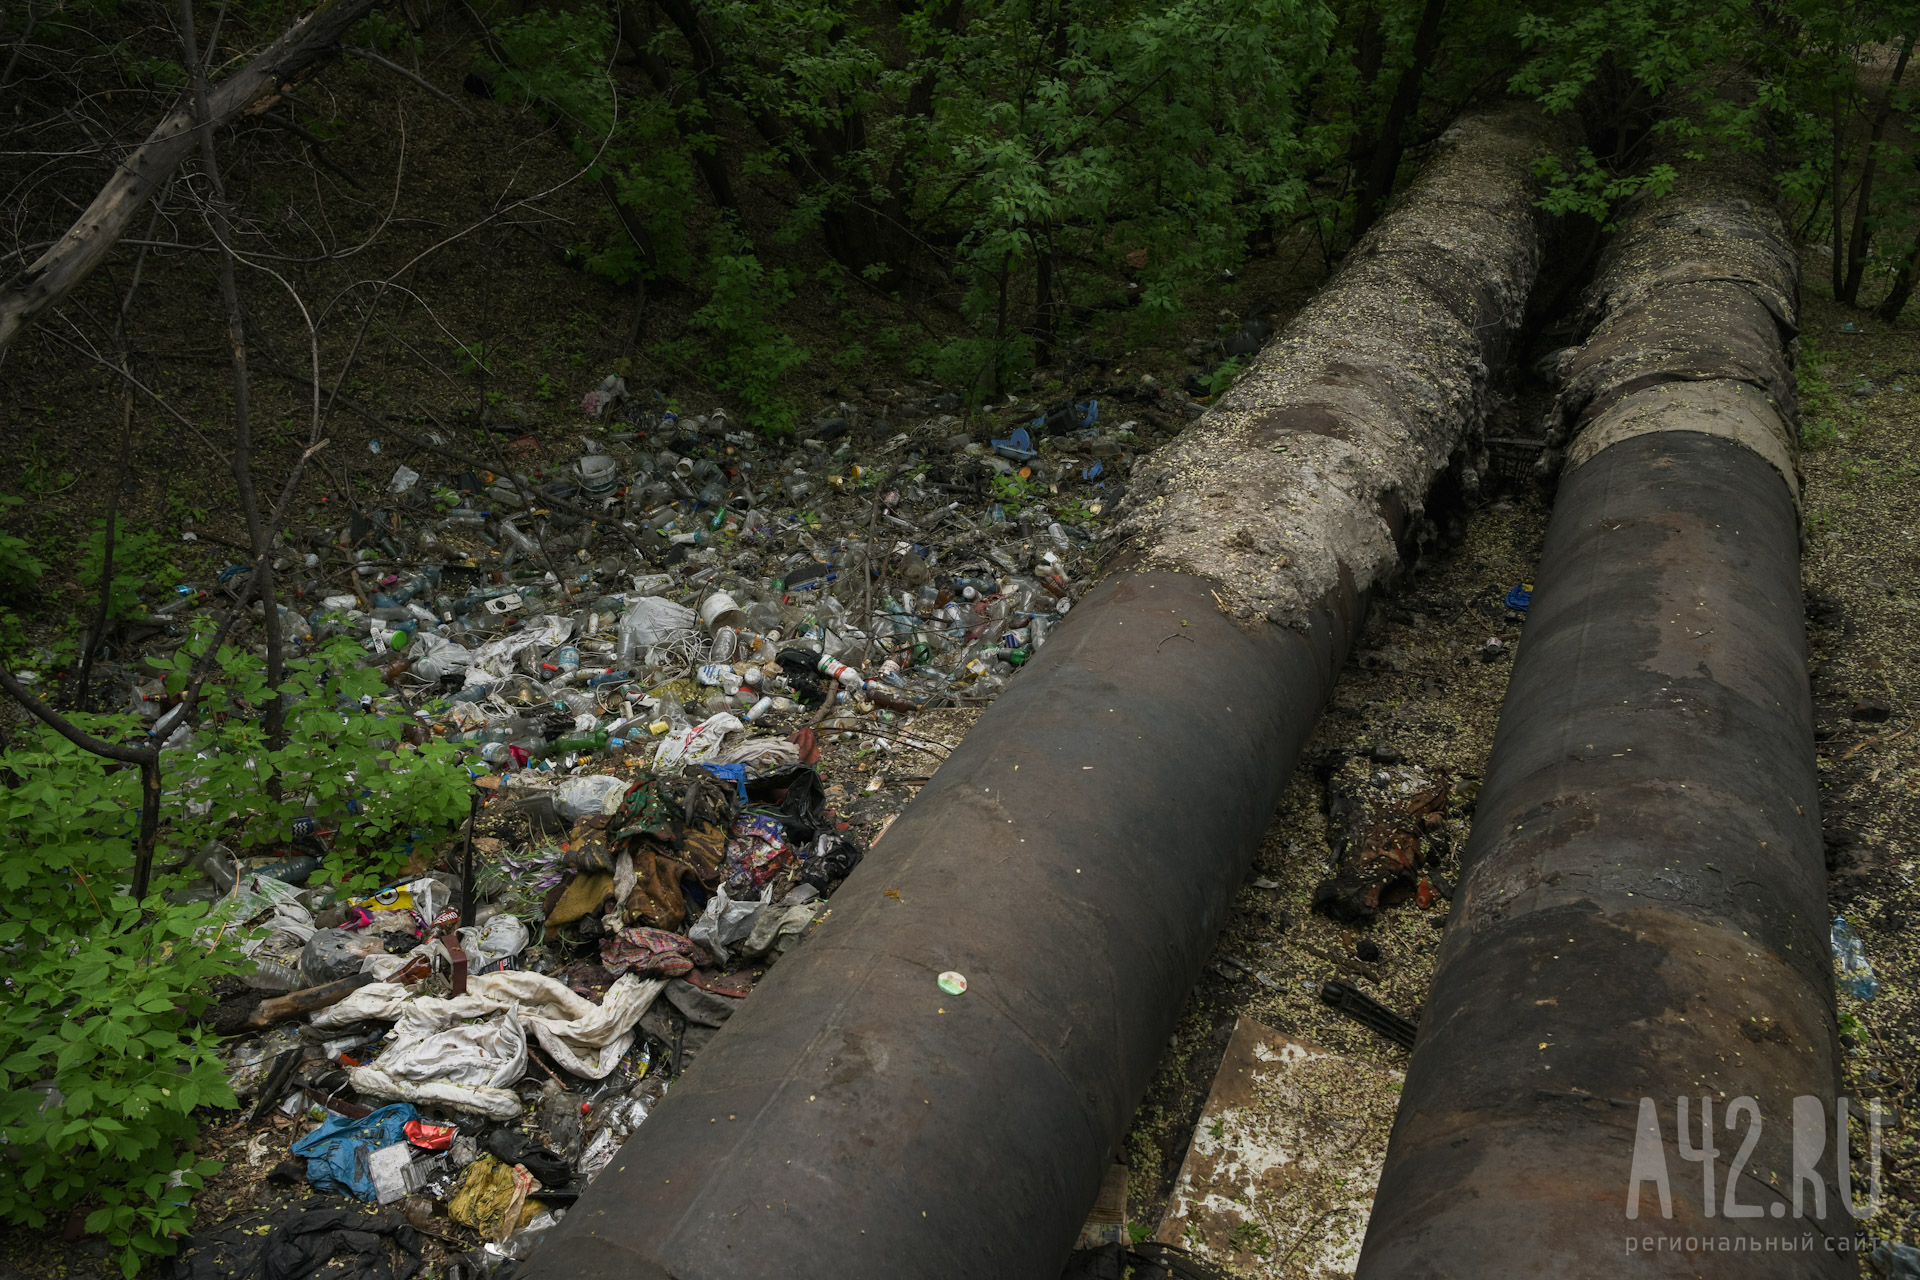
[617,597,696,661]
[654,712,743,771]
[408,633,474,683]
[459,913,531,969]
[688,884,769,963]
[468,617,574,683]
[554,775,630,822]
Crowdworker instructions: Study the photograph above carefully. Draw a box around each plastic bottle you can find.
[500,519,540,557]
[1832,916,1880,999]
[817,654,865,691]
[150,701,189,740]
[654,695,690,733]
[152,586,203,618]
[192,841,237,893]
[252,854,321,885]
[246,959,302,993]
[390,568,441,603]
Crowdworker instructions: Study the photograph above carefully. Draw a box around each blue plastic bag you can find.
[291,1103,419,1200]
[1832,915,1880,1000]
[697,761,750,801]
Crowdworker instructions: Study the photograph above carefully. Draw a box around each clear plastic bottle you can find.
[193,840,237,893]
[499,519,540,557]
[245,959,302,992]
[653,695,690,733]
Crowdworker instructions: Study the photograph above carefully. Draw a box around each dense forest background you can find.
[9,0,1920,449]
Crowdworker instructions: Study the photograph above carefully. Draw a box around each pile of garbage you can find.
[158,375,1200,1274]
[134,383,1167,749]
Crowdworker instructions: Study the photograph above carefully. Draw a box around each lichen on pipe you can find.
[1356,129,1850,1276]
[1538,153,1802,495]
[523,104,1566,1280]
[1116,103,1563,628]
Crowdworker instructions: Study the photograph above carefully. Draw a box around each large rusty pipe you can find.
[523,105,1563,1280]
[1355,141,1852,1274]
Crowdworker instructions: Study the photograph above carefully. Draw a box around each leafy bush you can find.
[0,633,472,1274]
[80,517,175,627]
[1204,356,1247,398]
[0,727,239,1277]
[910,334,1032,404]
[0,495,46,600]
[150,632,472,893]
[681,243,811,435]
[0,902,237,1277]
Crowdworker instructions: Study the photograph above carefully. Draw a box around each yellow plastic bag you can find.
[447,1156,538,1242]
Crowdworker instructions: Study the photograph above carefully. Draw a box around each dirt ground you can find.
[1119,461,1549,1252]
[1796,282,1920,1250]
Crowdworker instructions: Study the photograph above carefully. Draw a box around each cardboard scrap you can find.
[1156,1018,1402,1277]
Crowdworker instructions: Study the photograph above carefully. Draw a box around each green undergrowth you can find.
[0,625,470,1275]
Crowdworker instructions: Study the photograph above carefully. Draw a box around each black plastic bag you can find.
[744,763,828,843]
[174,1207,421,1280]
[485,1129,572,1187]
[800,832,864,891]
[774,647,828,708]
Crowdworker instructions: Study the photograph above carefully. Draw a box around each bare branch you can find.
[0,662,154,766]
[0,0,383,354]
[345,44,468,113]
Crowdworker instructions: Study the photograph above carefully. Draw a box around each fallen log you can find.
[522,102,1569,1280]
[0,0,381,355]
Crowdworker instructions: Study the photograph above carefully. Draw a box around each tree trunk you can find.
[1033,233,1055,364]
[1352,0,1447,237]
[0,0,380,355]
[180,0,288,756]
[135,756,161,901]
[1832,82,1849,299]
[1878,220,1920,320]
[614,0,740,212]
[1842,31,1914,305]
[987,252,1010,398]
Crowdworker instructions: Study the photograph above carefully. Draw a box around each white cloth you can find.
[654,713,743,771]
[315,971,666,1118]
[718,736,801,767]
